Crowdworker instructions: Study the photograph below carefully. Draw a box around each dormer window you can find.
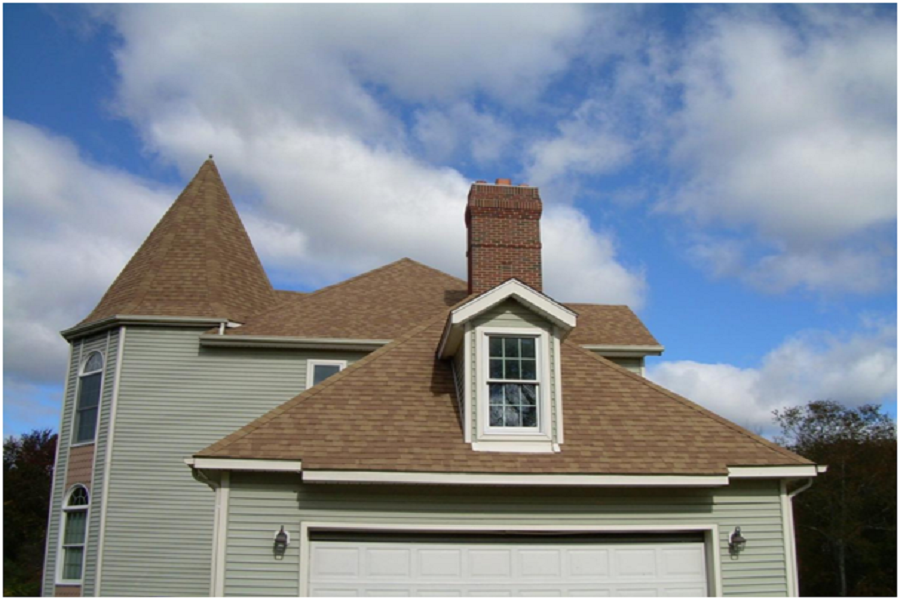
[487,335,540,430]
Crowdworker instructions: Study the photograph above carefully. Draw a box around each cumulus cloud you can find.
[3,119,173,384]
[664,7,897,294]
[648,317,897,435]
[98,3,647,300]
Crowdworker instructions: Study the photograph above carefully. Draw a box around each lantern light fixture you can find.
[273,526,290,556]
[729,526,747,554]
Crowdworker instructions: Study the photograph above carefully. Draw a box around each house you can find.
[42,159,822,597]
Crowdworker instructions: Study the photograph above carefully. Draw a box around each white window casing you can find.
[57,485,90,585]
[306,359,348,389]
[476,327,552,444]
[71,351,105,447]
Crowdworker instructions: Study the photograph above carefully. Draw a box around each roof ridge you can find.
[199,306,460,457]
[561,339,812,465]
[396,257,467,287]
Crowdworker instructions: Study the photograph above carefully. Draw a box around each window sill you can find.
[69,441,96,449]
[472,440,559,453]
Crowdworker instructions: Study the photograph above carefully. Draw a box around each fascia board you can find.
[303,470,728,487]
[186,457,303,472]
[449,280,577,331]
[581,344,666,357]
[62,315,231,340]
[728,465,819,479]
[199,335,390,352]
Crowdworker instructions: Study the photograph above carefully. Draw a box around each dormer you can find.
[439,279,577,453]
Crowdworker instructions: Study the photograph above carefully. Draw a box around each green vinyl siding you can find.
[98,327,367,596]
[606,356,644,374]
[44,330,117,596]
[224,474,791,597]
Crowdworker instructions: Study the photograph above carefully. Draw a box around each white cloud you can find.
[664,8,897,293]
[413,103,515,164]
[648,318,897,435]
[3,119,174,384]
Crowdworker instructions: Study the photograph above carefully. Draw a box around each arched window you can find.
[73,352,103,444]
[60,485,89,582]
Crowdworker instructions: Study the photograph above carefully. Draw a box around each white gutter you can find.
[61,315,230,340]
[302,471,729,487]
[581,344,665,357]
[185,457,303,472]
[728,465,821,478]
[198,335,390,351]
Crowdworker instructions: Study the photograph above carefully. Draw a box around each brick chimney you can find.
[465,179,543,295]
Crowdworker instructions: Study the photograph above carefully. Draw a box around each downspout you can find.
[783,478,815,597]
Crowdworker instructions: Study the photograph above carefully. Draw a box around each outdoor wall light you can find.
[729,526,747,554]
[273,526,290,557]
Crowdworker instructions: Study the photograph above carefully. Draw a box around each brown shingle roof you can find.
[565,304,660,347]
[224,261,658,347]
[199,311,809,474]
[224,258,470,339]
[77,159,276,327]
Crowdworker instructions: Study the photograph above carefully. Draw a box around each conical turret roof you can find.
[78,159,276,327]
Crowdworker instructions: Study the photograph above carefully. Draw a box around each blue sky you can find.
[4,4,897,437]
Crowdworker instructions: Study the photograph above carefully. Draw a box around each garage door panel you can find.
[309,539,708,597]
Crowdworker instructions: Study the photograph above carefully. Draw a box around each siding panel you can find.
[100,327,365,596]
[224,475,790,597]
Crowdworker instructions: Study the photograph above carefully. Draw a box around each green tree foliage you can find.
[4,429,57,597]
[774,401,896,596]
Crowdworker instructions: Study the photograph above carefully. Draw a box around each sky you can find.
[3,3,897,438]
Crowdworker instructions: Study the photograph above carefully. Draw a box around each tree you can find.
[4,429,57,597]
[774,401,897,597]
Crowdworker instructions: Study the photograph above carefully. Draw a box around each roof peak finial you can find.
[208,154,214,160]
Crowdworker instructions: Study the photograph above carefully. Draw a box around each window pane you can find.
[489,337,503,358]
[521,338,536,358]
[62,547,84,581]
[521,359,536,380]
[489,384,504,404]
[504,406,521,427]
[84,352,103,373]
[521,385,537,406]
[64,511,87,545]
[78,374,101,410]
[74,406,98,444]
[522,407,538,427]
[503,383,521,405]
[68,487,89,507]
[489,405,503,427]
[312,364,341,386]
[505,359,520,379]
[489,359,504,379]
[504,338,519,358]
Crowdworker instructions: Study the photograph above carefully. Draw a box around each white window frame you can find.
[70,351,104,447]
[306,359,347,389]
[57,485,90,585]
[477,327,551,441]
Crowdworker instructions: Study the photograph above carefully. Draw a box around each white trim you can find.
[298,522,723,597]
[478,327,551,440]
[438,279,577,358]
[728,465,819,478]
[301,470,729,487]
[56,484,91,586]
[471,441,558,453]
[553,326,564,445]
[186,457,304,472]
[70,347,107,447]
[463,324,473,444]
[306,359,348,389]
[211,471,230,596]
[201,335,389,352]
[581,344,665,357]
[61,314,231,340]
[781,480,797,597]
[95,326,126,594]
[84,330,111,593]
[41,342,77,596]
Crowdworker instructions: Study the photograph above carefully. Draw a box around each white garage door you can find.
[309,537,709,597]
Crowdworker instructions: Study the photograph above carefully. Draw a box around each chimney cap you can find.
[495,178,512,185]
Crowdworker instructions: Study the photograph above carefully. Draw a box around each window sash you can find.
[61,546,84,581]
[485,334,542,431]
[73,373,101,443]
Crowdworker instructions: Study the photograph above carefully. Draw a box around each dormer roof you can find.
[76,159,277,328]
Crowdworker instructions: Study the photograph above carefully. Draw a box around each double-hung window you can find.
[487,335,540,430]
[73,352,103,444]
[60,486,89,583]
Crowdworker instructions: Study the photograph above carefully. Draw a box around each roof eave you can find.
[61,315,233,341]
